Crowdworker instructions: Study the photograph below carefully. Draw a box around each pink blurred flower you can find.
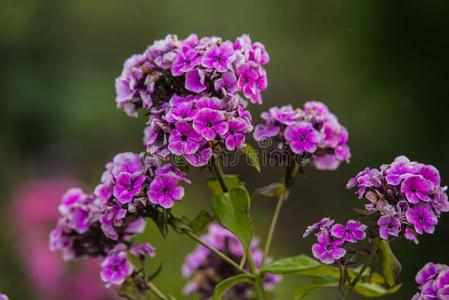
[10,178,115,300]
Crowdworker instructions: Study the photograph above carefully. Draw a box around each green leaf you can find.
[262,255,385,285]
[261,255,324,275]
[293,276,339,299]
[147,263,163,281]
[254,183,285,198]
[189,209,215,233]
[212,186,253,250]
[242,144,261,172]
[206,175,241,196]
[374,238,402,286]
[168,216,192,233]
[354,282,402,297]
[212,274,254,300]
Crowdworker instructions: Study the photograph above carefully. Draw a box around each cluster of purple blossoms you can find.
[303,218,367,264]
[115,34,270,167]
[347,156,448,244]
[0,293,8,300]
[412,262,449,299]
[254,101,351,170]
[50,152,186,286]
[182,224,281,299]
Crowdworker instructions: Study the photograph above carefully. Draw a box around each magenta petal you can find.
[170,186,185,201]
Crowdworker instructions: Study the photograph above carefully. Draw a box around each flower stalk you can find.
[183,230,249,274]
[262,160,300,265]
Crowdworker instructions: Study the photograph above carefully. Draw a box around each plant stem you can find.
[343,244,379,299]
[211,155,228,193]
[262,160,300,265]
[211,155,266,298]
[184,230,249,274]
[147,282,169,300]
[262,192,285,266]
[247,250,267,300]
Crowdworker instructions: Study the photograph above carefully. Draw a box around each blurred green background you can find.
[1,0,448,299]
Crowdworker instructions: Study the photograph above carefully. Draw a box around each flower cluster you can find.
[11,178,113,300]
[303,218,367,264]
[182,224,281,298]
[115,34,270,167]
[50,152,187,286]
[347,156,448,244]
[412,262,449,299]
[0,293,8,300]
[254,101,351,170]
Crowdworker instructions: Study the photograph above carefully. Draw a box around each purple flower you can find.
[148,176,185,208]
[401,175,433,203]
[406,203,438,235]
[112,173,145,204]
[214,71,238,96]
[100,246,133,286]
[182,224,281,298]
[284,123,321,154]
[377,215,401,240]
[185,144,213,167]
[171,48,201,76]
[108,152,143,178]
[313,154,341,171]
[130,243,156,258]
[237,62,266,104]
[192,108,228,141]
[346,167,382,198]
[253,123,280,141]
[185,69,207,93]
[166,101,197,123]
[0,293,9,300]
[168,122,203,155]
[304,101,329,117]
[268,105,300,125]
[419,164,441,186]
[404,227,419,244]
[303,217,335,237]
[195,96,223,110]
[202,41,235,72]
[155,163,191,184]
[224,118,248,151]
[249,42,270,65]
[416,262,439,285]
[331,220,367,243]
[413,262,449,299]
[311,232,346,264]
[436,270,449,290]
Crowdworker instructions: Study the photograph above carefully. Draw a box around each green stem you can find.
[184,230,249,274]
[211,156,228,193]
[262,161,300,266]
[262,191,285,266]
[343,244,379,299]
[211,156,266,298]
[147,282,169,300]
[247,250,267,300]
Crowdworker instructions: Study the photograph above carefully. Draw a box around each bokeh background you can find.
[1,0,448,299]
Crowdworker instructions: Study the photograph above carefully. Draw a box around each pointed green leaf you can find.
[254,183,285,198]
[212,186,253,250]
[262,255,385,285]
[374,238,402,286]
[213,274,254,300]
[261,255,323,275]
[189,209,215,233]
[206,175,241,196]
[354,282,401,297]
[293,276,339,299]
[242,144,261,172]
